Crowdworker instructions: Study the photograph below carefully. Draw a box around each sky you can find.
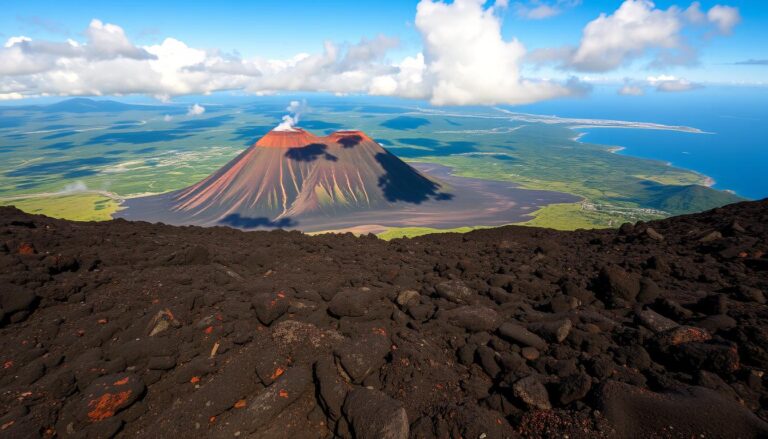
[1,0,766,105]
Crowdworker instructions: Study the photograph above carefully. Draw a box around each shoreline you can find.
[576,128,722,191]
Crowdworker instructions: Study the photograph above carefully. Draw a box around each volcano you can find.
[117,128,451,229]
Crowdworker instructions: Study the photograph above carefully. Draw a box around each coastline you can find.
[575,128,721,191]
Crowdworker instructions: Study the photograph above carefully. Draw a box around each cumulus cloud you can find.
[531,0,740,72]
[514,1,582,20]
[187,103,205,115]
[569,1,684,72]
[1,2,727,105]
[707,5,740,34]
[370,0,585,106]
[617,75,700,95]
[647,75,700,92]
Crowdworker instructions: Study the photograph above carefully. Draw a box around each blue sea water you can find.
[514,86,768,200]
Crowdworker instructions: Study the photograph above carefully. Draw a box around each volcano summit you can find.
[117,128,579,232]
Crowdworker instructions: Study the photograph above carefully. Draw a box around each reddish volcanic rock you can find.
[255,128,322,148]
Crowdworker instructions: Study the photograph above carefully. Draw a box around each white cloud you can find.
[163,114,173,122]
[3,3,727,106]
[533,0,740,72]
[85,19,154,60]
[380,0,584,106]
[187,103,205,115]
[4,36,32,48]
[0,92,24,100]
[570,0,683,72]
[707,5,740,35]
[647,75,700,92]
[0,6,586,106]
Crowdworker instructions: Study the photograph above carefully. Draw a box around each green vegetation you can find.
[518,203,608,230]
[0,194,121,221]
[376,225,490,240]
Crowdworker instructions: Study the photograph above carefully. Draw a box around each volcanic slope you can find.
[118,129,449,228]
[1,200,767,438]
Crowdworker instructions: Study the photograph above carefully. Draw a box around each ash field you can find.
[0,199,766,438]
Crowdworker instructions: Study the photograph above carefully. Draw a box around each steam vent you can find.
[117,128,448,229]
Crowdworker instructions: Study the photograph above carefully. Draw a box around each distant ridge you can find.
[1,98,170,113]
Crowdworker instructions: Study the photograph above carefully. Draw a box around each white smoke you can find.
[274,99,307,132]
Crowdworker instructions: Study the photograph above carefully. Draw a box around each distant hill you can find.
[638,181,745,214]
[3,98,172,113]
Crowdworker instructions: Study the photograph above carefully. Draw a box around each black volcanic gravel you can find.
[0,201,767,438]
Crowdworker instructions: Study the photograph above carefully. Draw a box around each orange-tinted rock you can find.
[17,243,35,255]
[80,373,145,422]
[255,128,322,148]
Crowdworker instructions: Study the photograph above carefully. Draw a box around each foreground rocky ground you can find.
[0,200,767,438]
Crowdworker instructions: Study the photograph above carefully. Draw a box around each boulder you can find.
[528,319,572,343]
[252,291,289,325]
[434,280,474,304]
[596,380,768,438]
[636,309,678,333]
[513,375,551,410]
[441,306,500,332]
[498,322,547,350]
[597,266,640,306]
[328,288,378,318]
[343,388,409,439]
[334,331,391,384]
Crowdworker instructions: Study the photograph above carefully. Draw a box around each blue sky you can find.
[1,0,766,104]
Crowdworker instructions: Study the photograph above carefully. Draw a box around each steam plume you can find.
[274,100,307,131]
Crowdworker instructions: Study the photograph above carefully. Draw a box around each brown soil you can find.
[0,200,767,438]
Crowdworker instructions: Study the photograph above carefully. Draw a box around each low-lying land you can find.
[0,199,766,438]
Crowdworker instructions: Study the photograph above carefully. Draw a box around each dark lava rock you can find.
[736,285,766,304]
[476,345,501,378]
[528,319,572,343]
[597,266,640,306]
[0,199,766,438]
[252,291,289,325]
[636,308,678,333]
[334,331,391,384]
[498,322,547,350]
[434,280,474,304]
[440,306,500,332]
[513,375,551,410]
[216,364,313,436]
[315,355,349,421]
[343,388,409,439]
[597,380,768,437]
[0,284,37,322]
[328,287,378,317]
[557,373,592,405]
[695,294,728,315]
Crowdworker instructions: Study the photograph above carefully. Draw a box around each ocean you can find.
[514,85,768,200]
